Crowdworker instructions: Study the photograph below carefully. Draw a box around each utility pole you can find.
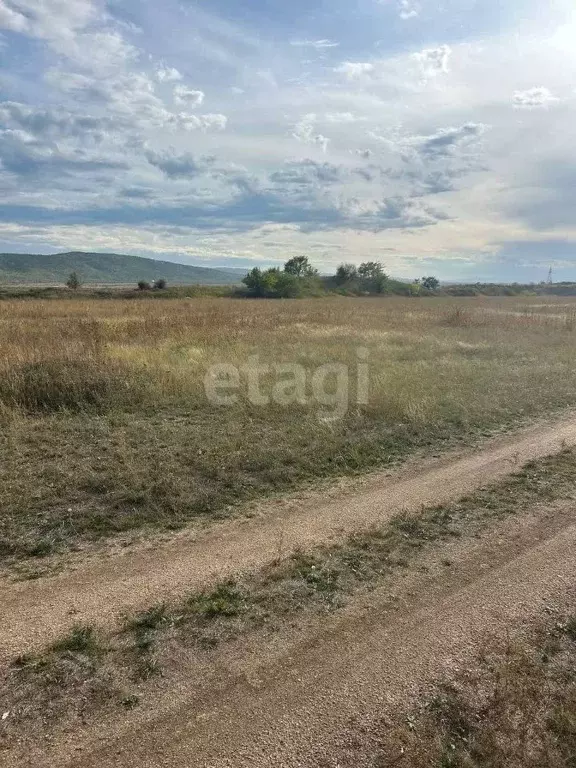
[547,265,553,284]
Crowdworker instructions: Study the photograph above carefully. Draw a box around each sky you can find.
[0,0,575,280]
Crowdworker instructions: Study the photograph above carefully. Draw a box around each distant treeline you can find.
[443,282,576,297]
[238,257,576,299]
[2,259,576,300]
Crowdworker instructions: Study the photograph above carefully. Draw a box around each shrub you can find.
[422,276,440,291]
[66,272,82,290]
[137,280,151,291]
[154,278,167,290]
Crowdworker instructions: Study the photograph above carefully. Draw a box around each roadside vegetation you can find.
[2,448,575,747]
[2,296,576,561]
[371,614,576,768]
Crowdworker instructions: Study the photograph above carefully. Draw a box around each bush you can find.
[154,279,167,290]
[66,272,82,290]
[242,267,318,298]
[137,281,151,291]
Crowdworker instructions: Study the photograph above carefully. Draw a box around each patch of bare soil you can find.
[4,495,576,767]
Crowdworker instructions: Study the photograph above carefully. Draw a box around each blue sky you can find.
[0,0,575,280]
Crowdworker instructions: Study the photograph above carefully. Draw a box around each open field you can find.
[2,295,576,564]
[2,294,576,765]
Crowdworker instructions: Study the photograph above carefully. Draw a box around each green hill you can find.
[0,252,244,285]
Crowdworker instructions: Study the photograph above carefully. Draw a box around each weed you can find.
[49,625,103,657]
[125,604,168,634]
[188,581,246,618]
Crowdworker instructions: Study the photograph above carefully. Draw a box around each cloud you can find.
[0,101,119,143]
[513,86,558,108]
[145,148,215,179]
[412,123,488,158]
[156,66,182,83]
[413,44,451,76]
[0,0,95,40]
[0,128,128,177]
[292,114,330,152]
[324,112,364,124]
[170,112,227,132]
[289,39,339,49]
[0,0,136,74]
[0,2,28,32]
[120,186,155,199]
[334,61,375,80]
[1,0,576,275]
[398,0,420,19]
[269,159,343,185]
[173,85,205,107]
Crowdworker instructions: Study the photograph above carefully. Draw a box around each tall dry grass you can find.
[2,295,576,561]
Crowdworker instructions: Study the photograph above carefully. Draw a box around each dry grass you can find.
[2,295,576,561]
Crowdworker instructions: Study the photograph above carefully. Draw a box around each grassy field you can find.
[2,295,576,562]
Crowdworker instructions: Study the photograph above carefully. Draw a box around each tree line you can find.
[242,257,440,298]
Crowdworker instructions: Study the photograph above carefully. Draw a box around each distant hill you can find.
[0,252,245,285]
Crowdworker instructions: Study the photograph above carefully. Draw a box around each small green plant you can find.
[137,280,151,291]
[126,603,168,634]
[49,625,102,656]
[153,278,167,290]
[188,581,246,618]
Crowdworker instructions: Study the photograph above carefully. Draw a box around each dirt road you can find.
[9,495,576,767]
[3,413,576,660]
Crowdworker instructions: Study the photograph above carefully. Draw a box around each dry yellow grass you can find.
[1,294,576,562]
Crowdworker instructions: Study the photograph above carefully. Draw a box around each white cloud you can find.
[0,0,95,40]
[414,44,451,76]
[0,101,119,143]
[324,112,363,124]
[292,114,330,153]
[155,66,183,83]
[398,0,420,19]
[173,85,205,107]
[513,86,558,108]
[334,61,375,80]
[290,39,339,49]
[196,113,228,131]
[0,2,28,32]
[67,30,138,74]
[2,0,576,276]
